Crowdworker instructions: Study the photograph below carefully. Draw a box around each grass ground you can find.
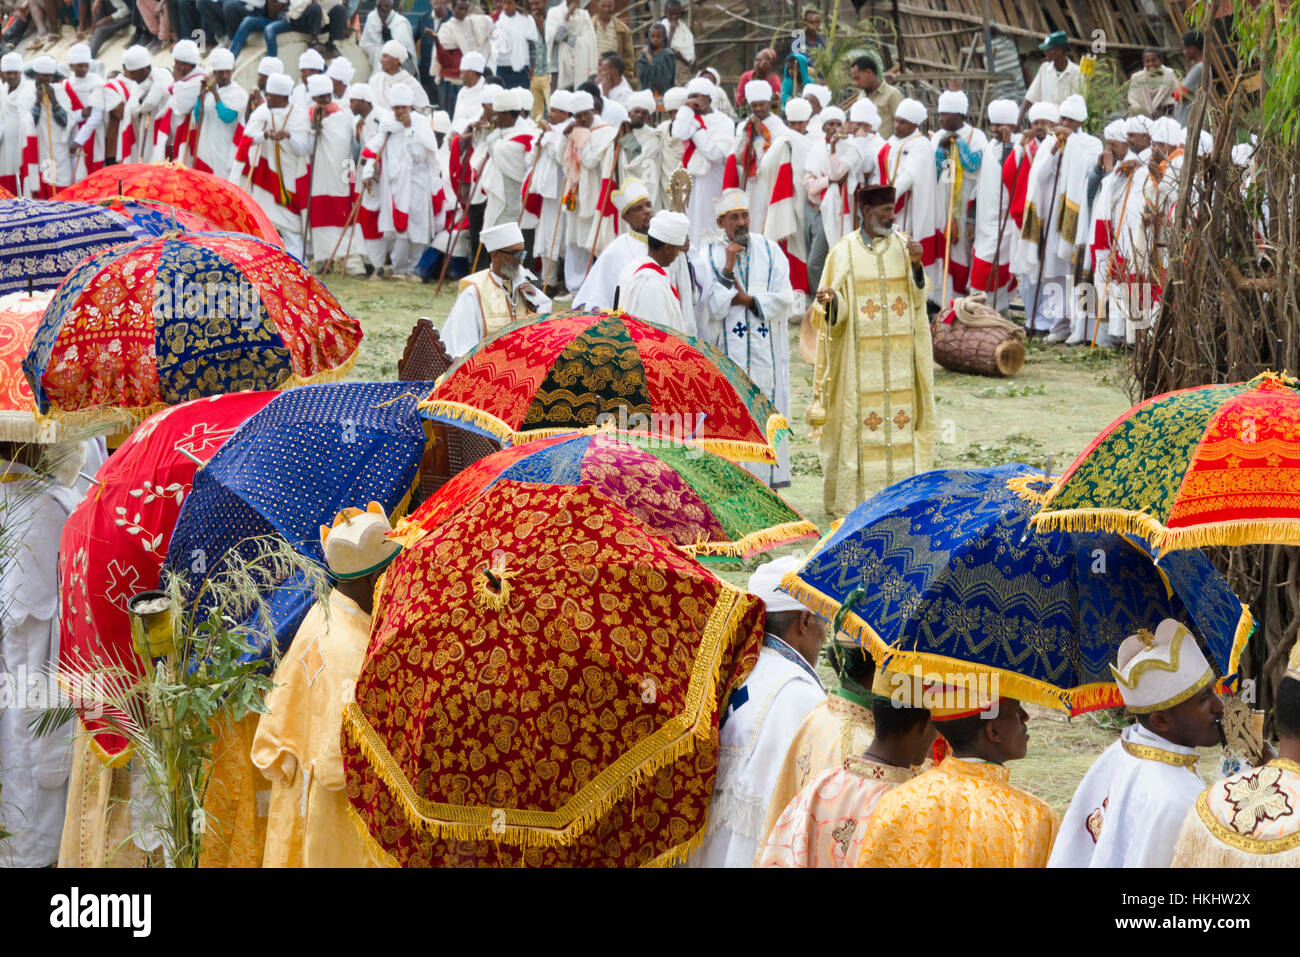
[326,274,1222,814]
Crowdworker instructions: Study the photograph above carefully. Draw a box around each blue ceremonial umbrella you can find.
[163,381,435,664]
[781,464,1252,714]
[0,199,151,297]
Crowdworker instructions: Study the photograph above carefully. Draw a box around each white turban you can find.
[172,39,199,63]
[266,73,294,97]
[459,51,485,74]
[482,83,503,106]
[849,98,879,128]
[603,100,629,126]
[803,83,830,109]
[1103,120,1127,143]
[491,88,516,112]
[518,88,534,112]
[432,109,452,133]
[1231,142,1254,167]
[987,98,1018,126]
[1059,94,1087,122]
[648,210,689,245]
[1198,130,1213,157]
[388,83,414,107]
[784,97,812,123]
[482,222,525,251]
[307,74,333,98]
[30,55,57,75]
[1151,116,1181,145]
[747,554,811,615]
[713,187,749,217]
[819,106,845,125]
[327,57,355,83]
[744,79,772,106]
[209,47,235,71]
[549,89,573,113]
[380,40,406,63]
[66,43,91,66]
[0,53,23,72]
[685,77,714,98]
[1125,114,1152,135]
[258,55,284,76]
[662,87,687,112]
[627,90,656,114]
[612,177,650,214]
[569,90,594,113]
[936,90,968,115]
[894,97,927,126]
[347,83,373,103]
[1027,101,1059,124]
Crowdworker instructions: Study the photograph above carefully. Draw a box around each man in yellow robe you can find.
[857,690,1060,867]
[251,502,402,868]
[1172,641,1300,868]
[758,667,935,867]
[810,183,936,518]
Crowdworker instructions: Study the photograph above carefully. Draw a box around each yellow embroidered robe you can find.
[1171,759,1300,868]
[856,756,1060,867]
[810,229,936,517]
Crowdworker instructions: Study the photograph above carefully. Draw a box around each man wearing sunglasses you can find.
[441,221,550,358]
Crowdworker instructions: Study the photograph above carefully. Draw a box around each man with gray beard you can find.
[441,222,550,358]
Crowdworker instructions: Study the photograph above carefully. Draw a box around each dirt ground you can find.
[327,275,1223,813]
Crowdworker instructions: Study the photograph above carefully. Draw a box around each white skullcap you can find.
[388,83,414,107]
[1125,114,1152,135]
[1,52,22,71]
[432,109,451,133]
[347,83,373,103]
[744,79,773,106]
[299,48,325,71]
[937,90,968,115]
[803,83,830,108]
[987,98,1018,126]
[327,57,354,82]
[684,76,714,97]
[648,210,689,245]
[549,89,573,113]
[1103,120,1127,143]
[894,97,927,126]
[1027,101,1059,123]
[819,106,845,125]
[122,45,151,70]
[612,177,650,214]
[459,51,486,74]
[627,89,656,114]
[784,97,812,123]
[1059,94,1087,121]
[1198,130,1213,157]
[603,100,629,125]
[1231,142,1254,167]
[31,55,57,74]
[172,38,199,63]
[266,73,294,96]
[258,55,284,76]
[489,87,515,111]
[748,554,811,615]
[307,74,333,98]
[849,98,879,127]
[67,43,91,66]
[209,47,235,71]
[569,90,594,112]
[1151,116,1181,145]
[481,83,503,106]
[662,87,687,112]
[701,67,722,85]
[380,40,405,63]
[482,222,525,251]
[713,187,749,217]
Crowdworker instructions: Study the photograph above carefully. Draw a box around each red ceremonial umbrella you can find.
[58,390,278,763]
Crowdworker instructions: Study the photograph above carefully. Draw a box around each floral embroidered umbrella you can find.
[23,232,362,429]
[1033,372,1300,550]
[781,464,1251,714]
[0,199,154,299]
[343,481,764,867]
[419,310,791,464]
[396,429,818,558]
[54,162,283,247]
[83,196,223,236]
[163,381,435,666]
[58,390,278,763]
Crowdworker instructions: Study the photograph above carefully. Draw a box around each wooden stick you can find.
[433,187,471,295]
[941,141,957,306]
[541,180,570,292]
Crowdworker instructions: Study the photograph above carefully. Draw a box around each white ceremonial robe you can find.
[803,134,860,251]
[620,122,679,213]
[437,14,494,70]
[441,268,551,358]
[0,79,36,197]
[360,9,417,72]
[166,67,207,166]
[671,106,733,247]
[1048,723,1207,869]
[561,121,619,292]
[730,114,787,227]
[479,118,538,231]
[307,105,361,271]
[193,80,248,182]
[369,68,430,112]
[880,130,942,303]
[101,77,134,170]
[544,5,597,90]
[696,233,794,487]
[0,463,83,868]
[1013,135,1072,334]
[450,78,487,136]
[531,121,569,285]
[65,73,106,178]
[361,115,441,273]
[127,66,175,163]
[758,127,810,310]
[575,230,698,333]
[245,102,311,261]
[1056,131,1104,344]
[684,637,825,868]
[615,255,689,334]
[26,83,75,194]
[932,124,988,302]
[971,136,1018,310]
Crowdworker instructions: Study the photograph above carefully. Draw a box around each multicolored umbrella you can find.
[344,481,764,867]
[58,390,279,764]
[1034,372,1300,550]
[54,162,283,247]
[420,310,790,464]
[23,232,362,429]
[397,429,817,558]
[782,464,1251,714]
[0,199,152,298]
[163,381,435,665]
[84,197,222,237]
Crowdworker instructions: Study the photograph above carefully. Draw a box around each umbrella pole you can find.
[941,142,956,307]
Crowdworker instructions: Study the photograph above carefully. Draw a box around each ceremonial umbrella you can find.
[23,232,362,430]
[396,429,818,558]
[163,381,435,665]
[1033,372,1300,550]
[54,162,283,247]
[419,310,791,464]
[0,199,153,298]
[84,197,223,237]
[0,184,13,200]
[781,464,1252,714]
[343,481,765,867]
[58,390,279,763]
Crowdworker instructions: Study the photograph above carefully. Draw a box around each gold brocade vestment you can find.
[811,230,936,517]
